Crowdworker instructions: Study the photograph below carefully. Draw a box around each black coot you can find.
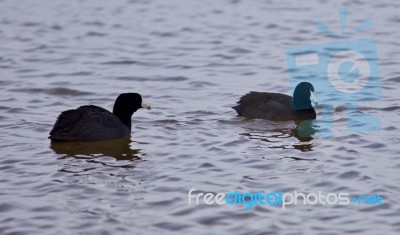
[49,93,151,142]
[232,82,318,121]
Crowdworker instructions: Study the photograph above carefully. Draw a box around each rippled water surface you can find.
[1,0,399,234]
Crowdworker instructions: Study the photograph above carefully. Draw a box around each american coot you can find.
[232,82,318,121]
[49,93,151,142]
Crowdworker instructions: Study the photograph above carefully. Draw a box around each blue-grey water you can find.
[0,0,399,234]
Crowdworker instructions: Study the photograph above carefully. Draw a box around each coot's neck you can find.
[113,109,134,130]
[116,114,132,129]
[294,108,316,120]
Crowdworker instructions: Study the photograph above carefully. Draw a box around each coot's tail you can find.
[231,105,241,115]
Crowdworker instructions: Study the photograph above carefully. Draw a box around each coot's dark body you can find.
[49,105,131,141]
[49,93,150,142]
[232,82,317,121]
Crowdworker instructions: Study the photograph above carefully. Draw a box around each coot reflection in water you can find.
[240,119,318,152]
[292,120,318,141]
[50,137,144,161]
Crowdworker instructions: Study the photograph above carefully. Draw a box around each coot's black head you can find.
[113,93,151,127]
[292,82,318,110]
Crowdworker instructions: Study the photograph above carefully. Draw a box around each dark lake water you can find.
[0,0,399,234]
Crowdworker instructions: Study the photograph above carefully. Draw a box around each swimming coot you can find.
[49,93,151,142]
[232,82,317,121]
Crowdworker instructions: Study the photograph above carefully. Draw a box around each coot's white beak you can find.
[310,90,318,106]
[141,101,151,110]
